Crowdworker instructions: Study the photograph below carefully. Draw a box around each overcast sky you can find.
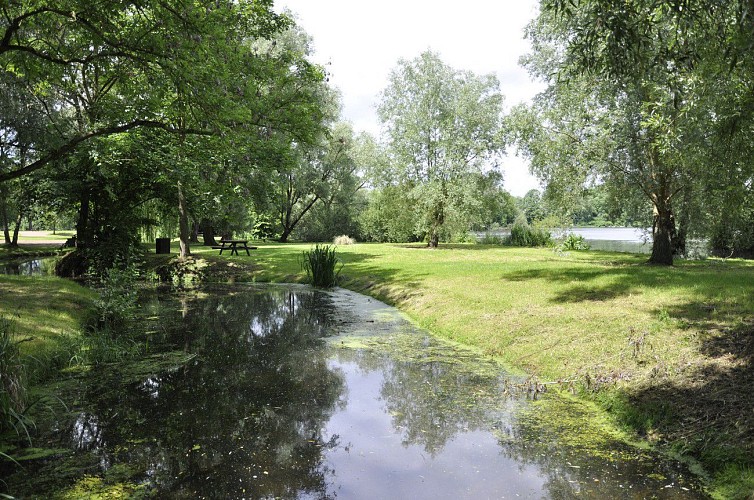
[275,1,544,196]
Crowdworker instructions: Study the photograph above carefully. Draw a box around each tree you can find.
[517,0,754,265]
[0,0,289,183]
[377,50,506,247]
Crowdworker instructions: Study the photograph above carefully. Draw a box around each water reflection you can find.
[320,333,704,499]
[71,412,105,451]
[0,258,50,276]
[2,285,707,498]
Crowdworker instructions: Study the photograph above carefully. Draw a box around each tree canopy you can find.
[377,50,506,247]
[512,0,754,264]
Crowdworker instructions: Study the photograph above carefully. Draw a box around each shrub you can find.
[301,244,342,288]
[91,263,139,331]
[478,233,504,245]
[559,232,591,251]
[333,235,356,245]
[506,216,552,247]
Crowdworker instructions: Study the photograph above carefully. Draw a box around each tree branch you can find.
[0,120,211,182]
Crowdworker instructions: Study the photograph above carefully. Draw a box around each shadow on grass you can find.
[337,251,427,306]
[618,320,754,480]
[501,263,648,303]
[501,258,754,308]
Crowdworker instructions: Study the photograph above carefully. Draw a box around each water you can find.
[564,227,652,254]
[1,285,707,498]
[0,257,52,276]
[477,227,708,257]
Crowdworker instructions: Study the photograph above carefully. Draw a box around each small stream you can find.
[1,284,707,498]
[0,257,53,276]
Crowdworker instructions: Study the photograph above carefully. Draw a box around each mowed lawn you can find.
[235,242,753,380]
[216,241,753,496]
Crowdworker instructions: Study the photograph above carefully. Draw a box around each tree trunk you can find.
[201,220,218,246]
[177,181,191,258]
[76,189,92,248]
[649,200,674,265]
[672,187,691,257]
[11,210,22,246]
[427,194,445,248]
[190,221,200,243]
[428,231,439,248]
[1,193,11,245]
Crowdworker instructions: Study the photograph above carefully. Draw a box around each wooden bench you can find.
[212,239,257,256]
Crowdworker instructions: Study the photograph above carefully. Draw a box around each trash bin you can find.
[156,238,171,254]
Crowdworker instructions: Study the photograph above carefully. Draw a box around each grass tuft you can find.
[300,244,342,288]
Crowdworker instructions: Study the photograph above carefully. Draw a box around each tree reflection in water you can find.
[3,285,706,499]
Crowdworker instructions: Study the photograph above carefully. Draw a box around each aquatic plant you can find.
[301,244,342,288]
[558,233,591,251]
[83,263,143,365]
[92,263,139,331]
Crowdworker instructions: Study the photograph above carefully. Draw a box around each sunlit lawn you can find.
[0,275,95,361]
[6,236,753,495]
[192,241,752,381]
[234,241,754,495]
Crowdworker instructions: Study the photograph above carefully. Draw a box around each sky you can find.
[275,1,545,197]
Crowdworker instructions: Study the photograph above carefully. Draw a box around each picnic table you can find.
[212,239,257,256]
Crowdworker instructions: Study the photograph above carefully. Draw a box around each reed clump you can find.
[301,244,342,288]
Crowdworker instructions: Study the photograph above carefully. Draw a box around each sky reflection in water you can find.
[5,284,706,498]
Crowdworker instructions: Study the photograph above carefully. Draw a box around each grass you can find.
[5,234,754,497]
[0,275,95,381]
[164,240,754,498]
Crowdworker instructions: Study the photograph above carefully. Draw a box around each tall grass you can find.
[0,317,29,437]
[300,244,342,287]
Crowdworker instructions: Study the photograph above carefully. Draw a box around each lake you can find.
[477,227,709,257]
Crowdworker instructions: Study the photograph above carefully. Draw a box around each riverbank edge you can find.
[142,250,735,497]
[162,245,748,500]
[2,245,751,498]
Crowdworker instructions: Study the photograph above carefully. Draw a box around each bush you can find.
[506,216,552,247]
[478,233,504,245]
[91,264,139,331]
[301,244,342,288]
[333,235,356,245]
[559,232,591,251]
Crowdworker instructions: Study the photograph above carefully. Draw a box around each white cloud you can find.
[276,0,544,196]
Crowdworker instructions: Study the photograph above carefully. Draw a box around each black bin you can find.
[156,238,171,254]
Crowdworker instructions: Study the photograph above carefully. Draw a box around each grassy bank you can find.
[170,241,753,498]
[4,237,753,497]
[0,275,95,379]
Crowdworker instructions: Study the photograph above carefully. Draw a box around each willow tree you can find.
[377,50,505,247]
[516,0,754,265]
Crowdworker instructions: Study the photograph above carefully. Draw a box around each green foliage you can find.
[558,233,591,251]
[359,186,419,243]
[506,216,552,247]
[377,50,505,247]
[300,244,342,288]
[91,264,139,333]
[478,233,504,245]
[0,317,27,436]
[252,216,276,241]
